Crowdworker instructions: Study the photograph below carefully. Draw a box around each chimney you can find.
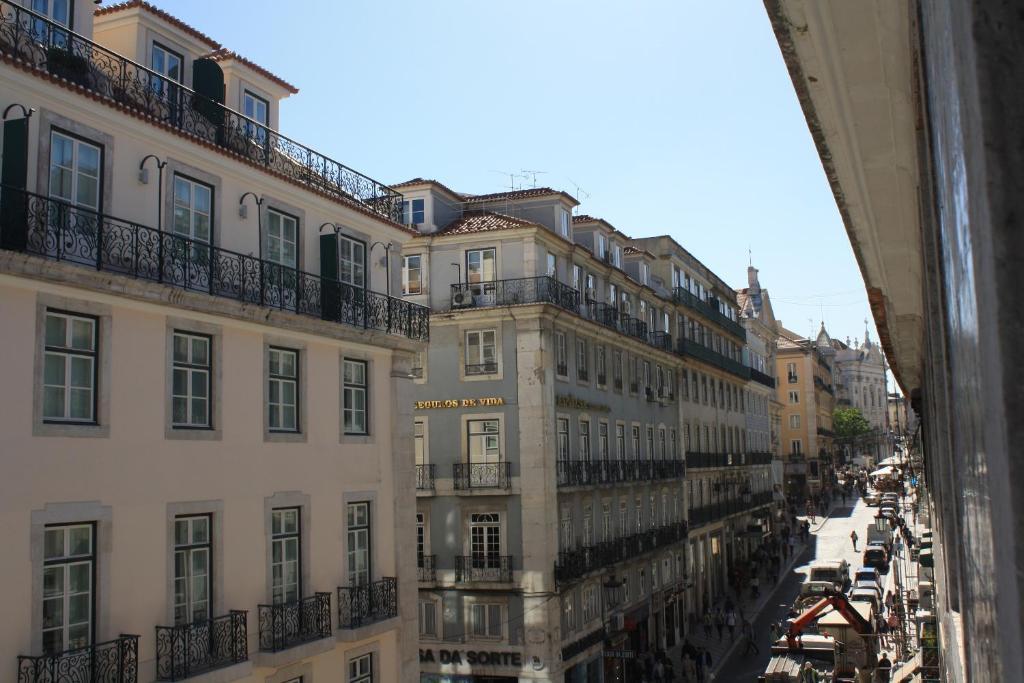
[747,266,760,291]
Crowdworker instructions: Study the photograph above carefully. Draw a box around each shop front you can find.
[419,647,523,683]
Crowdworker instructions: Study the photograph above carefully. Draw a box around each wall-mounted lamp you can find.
[138,155,167,232]
[239,192,264,260]
[370,241,393,296]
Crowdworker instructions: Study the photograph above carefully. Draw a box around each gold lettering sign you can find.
[556,395,611,412]
[414,397,506,410]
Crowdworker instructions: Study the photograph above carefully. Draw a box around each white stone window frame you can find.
[460,326,502,382]
[402,253,425,296]
[164,317,222,441]
[340,353,374,443]
[464,595,507,642]
[263,492,311,605]
[165,500,224,626]
[554,329,569,380]
[263,336,307,443]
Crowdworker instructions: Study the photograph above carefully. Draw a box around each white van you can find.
[808,559,850,591]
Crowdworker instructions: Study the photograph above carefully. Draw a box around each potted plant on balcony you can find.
[46,45,91,87]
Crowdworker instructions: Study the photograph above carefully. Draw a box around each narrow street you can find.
[715,493,882,681]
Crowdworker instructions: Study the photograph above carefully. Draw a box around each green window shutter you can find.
[320,233,339,321]
[1,117,30,250]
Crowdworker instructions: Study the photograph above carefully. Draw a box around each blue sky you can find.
[166,0,880,349]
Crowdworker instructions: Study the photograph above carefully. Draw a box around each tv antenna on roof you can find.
[519,169,547,189]
[488,170,526,193]
[565,177,591,214]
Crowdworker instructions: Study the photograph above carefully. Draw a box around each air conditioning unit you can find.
[452,291,473,308]
[476,292,496,306]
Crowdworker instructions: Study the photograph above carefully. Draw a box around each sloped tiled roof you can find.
[95,1,221,48]
[462,187,578,205]
[438,211,540,235]
[392,178,464,201]
[206,48,298,94]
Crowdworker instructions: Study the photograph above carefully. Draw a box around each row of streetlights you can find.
[138,155,394,294]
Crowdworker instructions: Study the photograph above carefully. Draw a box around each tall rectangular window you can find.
[268,347,298,432]
[402,254,422,295]
[557,418,570,461]
[347,502,371,585]
[419,600,436,638]
[576,338,588,381]
[339,236,366,289]
[572,265,582,292]
[414,420,426,465]
[616,425,626,460]
[266,209,298,268]
[150,42,183,96]
[348,653,373,683]
[789,390,800,404]
[49,131,100,211]
[403,198,425,225]
[416,513,425,568]
[172,332,211,428]
[789,414,801,429]
[632,426,641,459]
[466,248,496,291]
[43,311,96,422]
[546,252,557,277]
[271,508,300,604]
[555,331,568,376]
[659,428,667,460]
[465,330,497,374]
[560,209,570,237]
[646,427,655,461]
[174,515,211,624]
[470,603,502,639]
[467,420,501,464]
[612,349,623,389]
[599,422,609,460]
[470,513,501,569]
[596,346,607,385]
[242,90,269,144]
[343,359,368,434]
[579,419,591,461]
[42,523,94,654]
[602,502,612,541]
[172,175,212,248]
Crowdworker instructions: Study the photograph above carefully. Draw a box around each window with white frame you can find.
[466,248,496,293]
[579,419,591,461]
[613,349,623,389]
[596,345,607,384]
[49,131,100,212]
[791,439,803,454]
[557,417,570,461]
[43,311,97,423]
[270,508,300,604]
[403,198,425,225]
[419,599,437,638]
[471,603,503,639]
[618,500,627,537]
[616,424,626,460]
[789,390,799,404]
[32,0,71,28]
[347,502,371,585]
[348,653,373,683]
[339,236,366,289]
[402,254,423,295]
[646,427,655,461]
[659,428,667,459]
[599,422,609,460]
[268,347,298,432]
[343,359,368,435]
[470,513,502,567]
[42,523,93,654]
[266,209,298,269]
[171,175,212,248]
[547,252,557,277]
[555,331,568,376]
[172,332,211,428]
[576,338,588,381]
[603,502,612,541]
[563,593,576,631]
[582,585,598,624]
[467,420,501,465]
[243,89,268,125]
[465,330,497,375]
[559,507,573,551]
[414,420,426,465]
[150,42,183,95]
[560,209,570,237]
[174,515,211,624]
[632,425,641,458]
[789,414,801,429]
[572,265,582,292]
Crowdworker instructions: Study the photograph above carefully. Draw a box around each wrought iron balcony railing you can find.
[688,491,774,528]
[676,338,750,380]
[0,188,429,341]
[453,462,511,490]
[583,300,620,329]
[155,612,247,681]
[18,634,140,683]
[465,361,498,376]
[554,522,688,584]
[0,0,403,222]
[415,464,435,491]
[685,452,773,468]
[672,287,746,341]
[556,459,685,487]
[450,276,579,313]
[649,331,673,352]
[750,368,776,388]
[455,555,513,583]
[417,554,437,582]
[813,376,835,395]
[257,593,332,652]
[337,578,397,629]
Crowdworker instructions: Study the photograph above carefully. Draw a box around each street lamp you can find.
[239,192,264,261]
[138,154,167,233]
[370,241,393,296]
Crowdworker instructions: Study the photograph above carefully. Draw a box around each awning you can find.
[870,465,895,477]
[877,455,904,467]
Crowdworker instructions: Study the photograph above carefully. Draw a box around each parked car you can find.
[809,559,851,591]
[853,582,884,602]
[853,566,882,590]
[849,588,882,614]
[863,546,890,572]
[864,491,881,506]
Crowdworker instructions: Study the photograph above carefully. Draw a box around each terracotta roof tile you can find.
[392,178,464,201]
[462,187,578,205]
[95,1,221,49]
[438,211,539,235]
[206,48,298,94]
[572,214,599,223]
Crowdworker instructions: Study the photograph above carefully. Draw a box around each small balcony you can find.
[155,612,247,681]
[257,593,332,653]
[450,277,580,313]
[750,368,776,388]
[418,555,437,582]
[456,555,513,583]
[18,634,140,683]
[465,361,498,376]
[577,366,589,382]
[672,287,746,341]
[649,331,673,352]
[415,464,435,491]
[453,462,511,490]
[337,578,397,630]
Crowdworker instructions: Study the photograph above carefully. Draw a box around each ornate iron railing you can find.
[750,368,776,388]
[813,376,835,395]
[455,555,513,583]
[556,459,684,487]
[0,0,402,222]
[18,634,140,683]
[583,300,620,329]
[688,491,774,528]
[649,331,673,352]
[155,612,247,681]
[676,338,749,379]
[0,188,429,341]
[465,362,497,376]
[417,555,436,582]
[257,593,331,652]
[450,276,580,312]
[554,522,688,584]
[415,464,435,491]
[337,578,397,629]
[672,287,746,341]
[453,462,511,490]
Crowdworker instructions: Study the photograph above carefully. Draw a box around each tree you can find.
[833,407,871,440]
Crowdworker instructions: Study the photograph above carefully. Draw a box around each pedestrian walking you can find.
[714,610,724,641]
[885,590,895,615]
[702,609,713,639]
[876,652,893,682]
[851,530,859,551]
[698,647,712,682]
[800,661,821,682]
[726,609,737,641]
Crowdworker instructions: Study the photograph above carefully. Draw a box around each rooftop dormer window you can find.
[597,234,607,260]
[640,262,649,285]
[560,209,570,238]
[613,244,622,268]
[402,198,425,226]
[33,0,70,29]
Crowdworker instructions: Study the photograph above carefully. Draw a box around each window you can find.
[555,332,568,376]
[642,361,651,393]
[599,422,609,460]
[403,198,425,225]
[612,349,623,389]
[787,362,798,383]
[791,440,803,454]
[576,338,588,381]
[466,248,497,293]
[402,255,423,295]
[560,209,570,237]
[546,252,557,277]
[266,209,298,268]
[616,425,626,460]
[582,585,597,623]
[32,0,71,28]
[596,346,607,385]
[416,513,425,567]
[43,311,97,422]
[618,500,627,537]
[347,502,371,585]
[49,131,100,212]
[343,359,368,435]
[602,503,612,541]
[646,427,655,461]
[150,42,183,95]
[467,420,501,464]
[557,418,570,461]
[174,515,211,624]
[242,90,269,143]
[271,508,300,604]
[670,429,678,459]
[172,175,212,246]
[659,428,667,459]
[339,236,366,289]
[42,523,93,654]
[465,330,497,375]
[348,653,373,683]
[172,332,211,428]
[788,390,799,404]
[572,265,582,292]
[631,426,641,459]
[579,419,591,461]
[560,508,573,551]
[471,603,502,639]
[634,496,642,533]
[268,347,298,432]
[470,513,502,571]
[597,234,607,259]
[419,600,437,638]
[564,594,576,631]
[789,414,801,429]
